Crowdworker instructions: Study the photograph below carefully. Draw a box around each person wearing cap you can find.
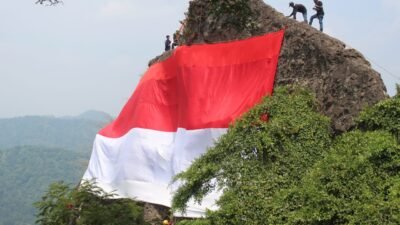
[287,2,308,23]
[165,35,172,51]
[309,0,324,31]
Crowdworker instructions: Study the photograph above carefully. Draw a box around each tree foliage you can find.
[357,92,400,141]
[270,131,400,224]
[172,86,400,224]
[183,0,260,44]
[0,146,85,225]
[177,219,211,225]
[0,113,110,225]
[35,181,147,225]
[35,0,62,6]
[172,86,332,224]
[206,0,259,31]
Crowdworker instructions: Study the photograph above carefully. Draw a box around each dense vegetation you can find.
[0,111,111,225]
[182,0,260,44]
[173,86,400,225]
[206,0,259,31]
[5,87,400,224]
[0,146,85,225]
[35,181,147,225]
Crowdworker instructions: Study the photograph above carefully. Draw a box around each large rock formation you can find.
[151,0,387,133]
[143,0,389,222]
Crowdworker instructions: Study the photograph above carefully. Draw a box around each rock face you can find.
[252,1,387,132]
[152,0,387,133]
[142,203,169,225]
[143,1,389,222]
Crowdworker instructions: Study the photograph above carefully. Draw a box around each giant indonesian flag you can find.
[83,30,284,217]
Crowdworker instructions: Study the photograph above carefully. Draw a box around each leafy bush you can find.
[0,146,85,225]
[207,0,259,31]
[172,86,332,224]
[357,92,400,141]
[184,0,259,41]
[172,86,400,224]
[271,131,400,224]
[35,181,147,225]
[176,219,211,225]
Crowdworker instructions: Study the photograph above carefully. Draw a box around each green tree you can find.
[35,0,62,6]
[35,181,147,225]
[270,131,400,224]
[172,86,332,224]
[177,219,211,225]
[356,90,400,141]
[172,86,400,224]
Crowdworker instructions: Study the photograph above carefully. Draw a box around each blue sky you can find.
[0,0,399,118]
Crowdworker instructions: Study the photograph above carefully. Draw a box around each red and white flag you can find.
[83,30,284,217]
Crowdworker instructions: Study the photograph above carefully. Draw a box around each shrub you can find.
[172,86,332,224]
[271,131,400,224]
[172,86,400,224]
[357,93,400,142]
[35,181,147,225]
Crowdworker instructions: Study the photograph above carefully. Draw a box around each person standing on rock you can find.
[309,0,324,31]
[287,2,308,23]
[165,35,171,51]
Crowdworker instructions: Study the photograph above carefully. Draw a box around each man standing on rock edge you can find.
[309,0,324,32]
[287,2,308,23]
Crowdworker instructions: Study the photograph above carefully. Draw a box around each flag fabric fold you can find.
[83,30,284,217]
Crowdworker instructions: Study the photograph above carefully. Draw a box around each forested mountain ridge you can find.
[0,110,112,151]
[0,111,112,225]
[0,146,85,225]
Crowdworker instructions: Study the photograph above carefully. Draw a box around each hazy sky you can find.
[0,0,399,118]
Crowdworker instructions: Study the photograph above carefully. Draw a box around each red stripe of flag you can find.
[100,30,284,138]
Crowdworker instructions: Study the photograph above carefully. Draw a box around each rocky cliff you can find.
[150,0,387,133]
[144,1,389,222]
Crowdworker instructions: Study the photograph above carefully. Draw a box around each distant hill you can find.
[67,110,114,124]
[0,111,113,152]
[0,111,112,225]
[0,146,86,225]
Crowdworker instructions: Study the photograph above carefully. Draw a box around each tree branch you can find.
[35,0,63,6]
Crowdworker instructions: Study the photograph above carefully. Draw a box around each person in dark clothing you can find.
[309,0,324,31]
[287,2,308,23]
[165,35,171,51]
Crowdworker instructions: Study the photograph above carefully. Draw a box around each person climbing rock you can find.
[165,35,171,51]
[309,0,324,31]
[287,2,308,23]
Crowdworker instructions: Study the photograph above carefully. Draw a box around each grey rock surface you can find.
[150,0,387,133]
[143,0,389,221]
